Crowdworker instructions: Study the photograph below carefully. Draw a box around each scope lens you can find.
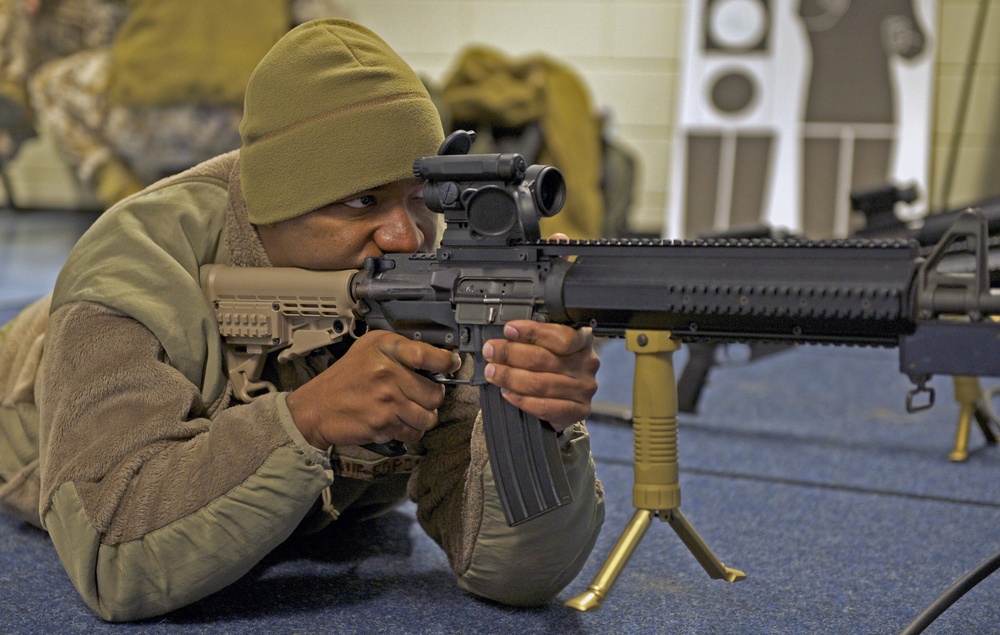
[468,186,517,236]
[532,166,566,217]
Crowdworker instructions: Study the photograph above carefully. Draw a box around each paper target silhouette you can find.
[667,0,935,239]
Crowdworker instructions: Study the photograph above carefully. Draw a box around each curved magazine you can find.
[479,384,573,526]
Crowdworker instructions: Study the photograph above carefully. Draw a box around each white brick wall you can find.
[336,0,685,234]
[1,135,99,211]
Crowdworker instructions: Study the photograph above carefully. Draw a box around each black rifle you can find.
[677,189,1000,414]
[204,130,1000,527]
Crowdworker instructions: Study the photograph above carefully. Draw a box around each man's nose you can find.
[375,203,424,254]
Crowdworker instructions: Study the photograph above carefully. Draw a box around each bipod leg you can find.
[975,410,999,447]
[662,508,746,582]
[563,509,655,611]
[565,331,744,612]
[950,376,999,462]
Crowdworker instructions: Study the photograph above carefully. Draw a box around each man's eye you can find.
[343,195,377,209]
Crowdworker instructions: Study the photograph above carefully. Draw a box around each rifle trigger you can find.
[415,369,470,386]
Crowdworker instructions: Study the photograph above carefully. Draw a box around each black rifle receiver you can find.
[356,131,575,525]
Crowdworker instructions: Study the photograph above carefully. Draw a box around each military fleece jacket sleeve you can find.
[36,300,333,621]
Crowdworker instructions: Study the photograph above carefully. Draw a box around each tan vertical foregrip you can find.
[627,330,681,511]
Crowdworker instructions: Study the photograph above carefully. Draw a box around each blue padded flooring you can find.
[2,209,1000,633]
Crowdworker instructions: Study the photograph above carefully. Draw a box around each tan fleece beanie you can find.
[239,19,444,225]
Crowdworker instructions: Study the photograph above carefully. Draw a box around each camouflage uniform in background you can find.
[0,0,125,75]
[28,48,246,201]
[0,0,126,160]
[1,0,345,208]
